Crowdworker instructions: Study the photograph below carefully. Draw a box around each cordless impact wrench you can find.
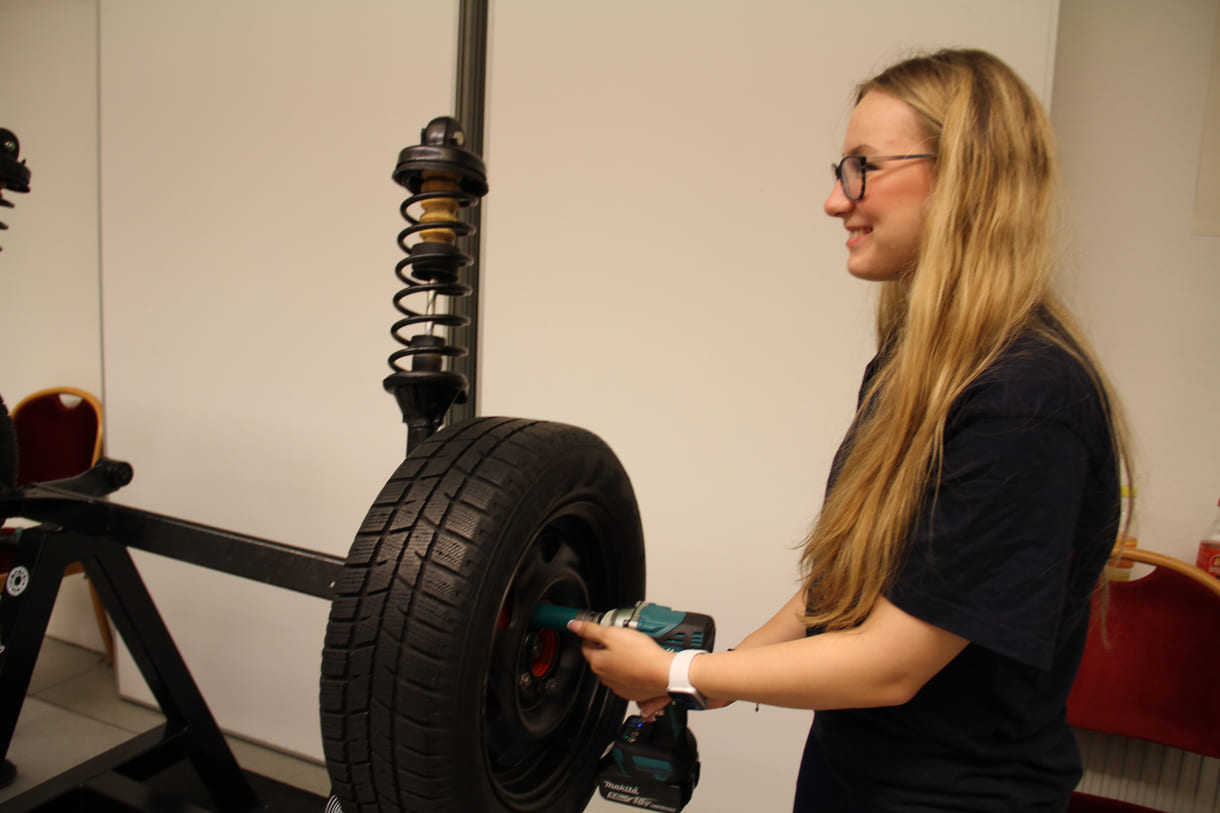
[530,602,716,812]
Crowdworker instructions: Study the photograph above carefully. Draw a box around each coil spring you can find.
[383,118,487,448]
[0,128,31,252]
[388,172,478,373]
[386,117,487,376]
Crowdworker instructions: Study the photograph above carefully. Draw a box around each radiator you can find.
[1075,729,1220,812]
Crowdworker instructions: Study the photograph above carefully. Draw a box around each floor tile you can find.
[25,638,106,695]
[230,738,332,797]
[4,637,331,801]
[0,697,134,803]
[34,658,165,735]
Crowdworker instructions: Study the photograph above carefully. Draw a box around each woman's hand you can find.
[569,621,735,721]
[568,620,673,703]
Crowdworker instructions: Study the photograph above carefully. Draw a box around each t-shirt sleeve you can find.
[888,407,1091,671]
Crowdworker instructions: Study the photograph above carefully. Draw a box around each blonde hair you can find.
[799,49,1130,630]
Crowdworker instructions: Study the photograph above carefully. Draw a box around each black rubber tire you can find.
[320,417,646,813]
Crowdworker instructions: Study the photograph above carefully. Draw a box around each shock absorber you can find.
[385,116,488,450]
[0,128,32,252]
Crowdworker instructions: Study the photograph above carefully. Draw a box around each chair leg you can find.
[87,581,115,666]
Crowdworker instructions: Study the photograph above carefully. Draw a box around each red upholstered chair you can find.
[0,387,114,663]
[1066,548,1220,812]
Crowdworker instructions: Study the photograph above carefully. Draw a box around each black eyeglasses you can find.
[830,154,936,202]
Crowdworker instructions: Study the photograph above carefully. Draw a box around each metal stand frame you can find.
[0,1,490,805]
[0,478,343,812]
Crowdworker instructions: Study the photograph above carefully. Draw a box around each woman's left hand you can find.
[568,620,673,702]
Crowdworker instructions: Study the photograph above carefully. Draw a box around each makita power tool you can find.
[531,601,716,812]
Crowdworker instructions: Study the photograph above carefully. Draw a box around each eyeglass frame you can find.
[830,153,936,202]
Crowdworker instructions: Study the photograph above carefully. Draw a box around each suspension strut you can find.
[385,116,488,450]
[0,129,31,252]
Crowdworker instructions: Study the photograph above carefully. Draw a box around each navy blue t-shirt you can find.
[795,328,1120,812]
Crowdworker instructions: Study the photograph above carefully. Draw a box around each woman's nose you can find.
[824,178,853,217]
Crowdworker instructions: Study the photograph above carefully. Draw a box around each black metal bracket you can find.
[0,466,344,811]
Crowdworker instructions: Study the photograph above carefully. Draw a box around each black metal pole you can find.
[448,0,489,426]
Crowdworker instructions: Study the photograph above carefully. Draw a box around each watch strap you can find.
[667,649,708,709]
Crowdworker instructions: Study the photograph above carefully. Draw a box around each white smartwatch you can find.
[667,649,709,710]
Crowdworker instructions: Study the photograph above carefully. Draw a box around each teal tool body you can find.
[531,600,715,812]
[530,600,714,653]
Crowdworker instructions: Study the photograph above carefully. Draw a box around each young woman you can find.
[571,49,1129,812]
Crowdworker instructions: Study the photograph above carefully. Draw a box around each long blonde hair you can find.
[799,49,1129,630]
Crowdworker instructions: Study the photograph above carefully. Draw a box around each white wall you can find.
[0,0,106,649]
[1052,0,1220,563]
[96,0,458,760]
[0,0,100,401]
[479,2,1059,810]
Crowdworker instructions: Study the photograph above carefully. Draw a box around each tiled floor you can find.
[0,636,331,805]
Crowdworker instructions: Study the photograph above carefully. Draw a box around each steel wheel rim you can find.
[483,508,617,810]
